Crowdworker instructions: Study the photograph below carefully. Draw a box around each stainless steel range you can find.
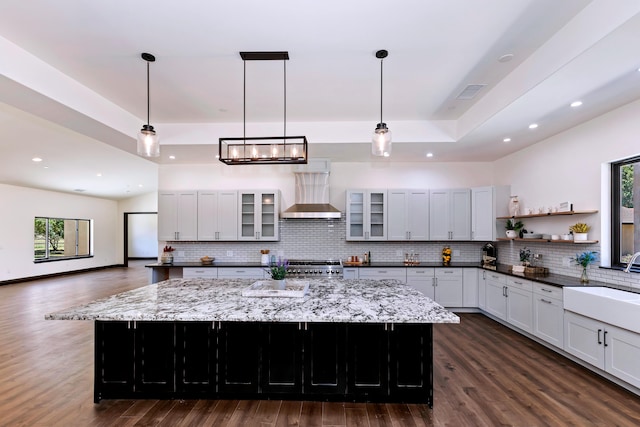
[286,260,343,279]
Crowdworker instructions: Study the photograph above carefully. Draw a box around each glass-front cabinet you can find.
[346,190,387,240]
[239,191,280,241]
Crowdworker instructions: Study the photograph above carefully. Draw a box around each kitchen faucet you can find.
[624,252,640,273]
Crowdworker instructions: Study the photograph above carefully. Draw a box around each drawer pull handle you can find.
[541,288,552,293]
[540,299,552,304]
[598,329,602,345]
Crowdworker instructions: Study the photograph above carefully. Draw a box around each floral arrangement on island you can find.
[266,258,289,280]
[163,245,175,253]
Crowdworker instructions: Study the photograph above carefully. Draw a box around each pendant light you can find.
[137,52,160,158]
[219,51,307,165]
[372,49,391,157]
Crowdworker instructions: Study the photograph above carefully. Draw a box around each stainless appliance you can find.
[286,259,343,279]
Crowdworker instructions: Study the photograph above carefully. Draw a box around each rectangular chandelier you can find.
[219,136,308,165]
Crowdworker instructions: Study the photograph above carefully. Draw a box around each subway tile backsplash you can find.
[164,217,638,290]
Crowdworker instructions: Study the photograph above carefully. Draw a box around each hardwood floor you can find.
[1,262,640,426]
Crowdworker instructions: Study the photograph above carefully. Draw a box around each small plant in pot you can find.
[505,219,524,238]
[569,222,590,241]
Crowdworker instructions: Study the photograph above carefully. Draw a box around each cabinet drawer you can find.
[183,268,218,279]
[407,268,434,278]
[533,283,563,300]
[486,272,507,284]
[507,277,533,292]
[217,268,264,279]
[435,268,462,278]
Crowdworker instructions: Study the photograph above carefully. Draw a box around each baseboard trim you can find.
[0,264,125,286]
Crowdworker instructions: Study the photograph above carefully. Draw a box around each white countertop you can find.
[45,278,460,324]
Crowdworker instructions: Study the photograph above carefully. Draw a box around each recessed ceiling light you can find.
[169,155,176,160]
[74,189,86,192]
[426,152,434,158]
[503,137,511,143]
[529,123,538,129]
[570,101,583,107]
[96,173,102,177]
[498,53,514,63]
[43,166,49,169]
[138,184,143,188]
[32,157,42,162]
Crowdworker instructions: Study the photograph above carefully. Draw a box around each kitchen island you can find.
[47,278,459,405]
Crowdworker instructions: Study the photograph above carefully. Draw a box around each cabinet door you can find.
[429,190,450,240]
[346,190,366,240]
[387,190,408,240]
[506,285,533,333]
[605,324,640,389]
[347,324,388,399]
[450,189,471,240]
[407,190,429,240]
[197,191,218,241]
[176,322,214,394]
[176,192,198,240]
[484,281,507,320]
[304,323,346,396]
[533,295,564,348]
[406,269,435,300]
[471,186,494,241]
[564,311,605,370]
[135,322,175,394]
[477,270,487,310]
[95,321,135,401]
[262,323,303,395]
[259,191,279,240]
[217,191,239,240]
[157,192,178,241]
[218,322,261,395]
[239,193,257,240]
[389,324,432,404]
[434,269,463,307]
[367,191,387,240]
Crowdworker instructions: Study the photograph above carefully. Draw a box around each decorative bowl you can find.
[200,256,215,265]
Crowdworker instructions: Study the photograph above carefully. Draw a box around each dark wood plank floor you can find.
[1,262,640,426]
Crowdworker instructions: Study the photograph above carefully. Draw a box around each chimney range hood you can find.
[281,159,341,219]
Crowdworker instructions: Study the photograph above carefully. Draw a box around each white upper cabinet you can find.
[238,191,280,241]
[429,189,471,240]
[346,190,387,241]
[158,191,198,241]
[471,186,510,241]
[387,189,429,240]
[197,191,238,241]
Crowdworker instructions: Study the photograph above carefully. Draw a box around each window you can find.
[34,217,92,262]
[612,156,639,269]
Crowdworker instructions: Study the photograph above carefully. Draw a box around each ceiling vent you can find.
[456,84,487,100]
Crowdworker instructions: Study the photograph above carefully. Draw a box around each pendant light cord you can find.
[284,59,287,138]
[146,60,151,127]
[243,60,246,142]
[380,57,383,124]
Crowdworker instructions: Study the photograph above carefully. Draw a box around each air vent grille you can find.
[456,84,487,100]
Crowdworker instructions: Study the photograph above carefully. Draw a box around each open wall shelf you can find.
[497,210,598,220]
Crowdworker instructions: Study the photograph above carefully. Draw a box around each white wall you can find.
[0,183,119,281]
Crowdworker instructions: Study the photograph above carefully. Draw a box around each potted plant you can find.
[266,257,289,289]
[505,219,524,238]
[573,251,598,283]
[569,223,590,241]
[519,247,532,266]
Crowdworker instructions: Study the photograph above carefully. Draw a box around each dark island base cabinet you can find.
[94,321,433,405]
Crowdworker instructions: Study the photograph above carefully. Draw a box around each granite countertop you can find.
[46,278,460,324]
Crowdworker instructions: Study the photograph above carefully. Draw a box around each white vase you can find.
[506,230,517,238]
[573,233,588,241]
[271,279,286,290]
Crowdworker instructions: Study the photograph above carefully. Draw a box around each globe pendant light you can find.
[137,52,160,158]
[372,49,391,157]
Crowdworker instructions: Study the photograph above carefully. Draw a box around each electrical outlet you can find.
[453,250,460,256]
[563,257,571,267]
[396,250,403,257]
[226,250,233,257]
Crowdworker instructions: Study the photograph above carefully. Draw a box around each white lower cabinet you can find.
[484,272,533,333]
[477,269,487,310]
[533,283,564,348]
[462,268,478,307]
[183,268,218,279]
[406,268,463,307]
[564,311,640,389]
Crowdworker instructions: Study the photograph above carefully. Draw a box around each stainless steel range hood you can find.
[281,160,341,219]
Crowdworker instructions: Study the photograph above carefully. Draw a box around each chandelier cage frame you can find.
[219,51,308,165]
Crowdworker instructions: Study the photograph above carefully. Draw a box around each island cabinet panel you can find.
[95,321,135,401]
[261,323,303,395]
[175,322,215,394]
[303,323,347,396]
[346,324,388,399]
[389,324,433,403]
[135,322,176,395]
[217,322,261,395]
